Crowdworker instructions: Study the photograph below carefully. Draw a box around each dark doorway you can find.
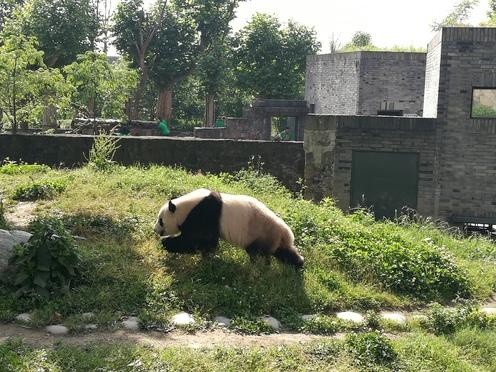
[351,151,419,219]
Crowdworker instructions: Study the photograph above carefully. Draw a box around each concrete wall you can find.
[0,134,304,191]
[305,52,426,116]
[433,28,496,219]
[304,115,437,216]
[358,52,426,116]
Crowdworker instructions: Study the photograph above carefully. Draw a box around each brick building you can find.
[304,27,496,224]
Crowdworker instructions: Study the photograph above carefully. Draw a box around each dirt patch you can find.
[5,202,37,230]
[0,323,338,349]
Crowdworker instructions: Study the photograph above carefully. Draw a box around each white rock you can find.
[380,312,407,324]
[214,316,231,327]
[84,324,98,330]
[82,312,95,319]
[336,311,364,324]
[0,230,32,275]
[45,325,69,335]
[482,307,496,316]
[15,313,31,323]
[171,312,196,326]
[260,316,281,330]
[301,314,316,322]
[10,230,32,245]
[122,317,140,331]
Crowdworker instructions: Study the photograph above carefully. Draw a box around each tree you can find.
[0,0,23,32]
[64,52,138,120]
[482,0,496,25]
[432,0,479,31]
[148,6,198,122]
[188,0,243,126]
[0,32,68,131]
[234,13,320,99]
[112,0,167,120]
[18,0,98,67]
[350,31,372,48]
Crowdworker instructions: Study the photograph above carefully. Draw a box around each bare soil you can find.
[0,323,339,349]
[5,202,37,230]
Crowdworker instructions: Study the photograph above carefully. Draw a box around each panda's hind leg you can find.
[246,240,272,265]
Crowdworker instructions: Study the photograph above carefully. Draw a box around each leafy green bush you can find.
[421,303,496,335]
[346,331,398,369]
[0,160,50,175]
[9,218,82,298]
[13,180,66,201]
[87,131,121,172]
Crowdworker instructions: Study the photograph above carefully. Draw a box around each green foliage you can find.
[350,31,372,47]
[421,303,496,335]
[472,103,496,118]
[432,0,479,31]
[148,6,199,91]
[229,317,275,335]
[346,331,398,369]
[86,131,121,172]
[0,160,49,175]
[301,315,341,335]
[64,52,138,120]
[234,13,321,99]
[13,179,66,201]
[8,217,81,298]
[18,0,98,67]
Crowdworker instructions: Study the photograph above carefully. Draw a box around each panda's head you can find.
[154,188,212,237]
[154,200,179,237]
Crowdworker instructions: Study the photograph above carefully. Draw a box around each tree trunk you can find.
[42,104,58,129]
[130,54,148,120]
[205,94,216,127]
[156,88,173,123]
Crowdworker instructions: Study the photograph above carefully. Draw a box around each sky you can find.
[120,0,491,54]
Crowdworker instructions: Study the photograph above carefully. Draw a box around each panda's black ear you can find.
[168,201,177,213]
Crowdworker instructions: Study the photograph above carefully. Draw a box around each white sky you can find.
[120,0,491,54]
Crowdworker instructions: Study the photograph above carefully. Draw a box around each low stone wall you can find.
[304,115,438,215]
[0,134,304,191]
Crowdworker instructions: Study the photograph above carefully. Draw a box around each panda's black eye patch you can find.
[159,218,164,227]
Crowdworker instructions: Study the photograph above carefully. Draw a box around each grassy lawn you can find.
[0,162,495,332]
[1,328,496,371]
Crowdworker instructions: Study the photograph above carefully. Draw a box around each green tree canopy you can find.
[64,52,138,119]
[0,32,69,131]
[234,13,320,99]
[0,0,23,32]
[18,0,98,67]
[432,0,479,31]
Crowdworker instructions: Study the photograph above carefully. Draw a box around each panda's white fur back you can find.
[219,192,294,252]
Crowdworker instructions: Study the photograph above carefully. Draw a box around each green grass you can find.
[0,163,495,331]
[1,329,495,371]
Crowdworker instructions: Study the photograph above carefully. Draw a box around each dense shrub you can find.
[421,303,496,335]
[13,180,66,201]
[346,331,398,369]
[9,218,82,298]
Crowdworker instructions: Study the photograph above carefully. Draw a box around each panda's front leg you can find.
[161,235,199,255]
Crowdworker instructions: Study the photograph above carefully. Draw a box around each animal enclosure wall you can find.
[0,134,304,191]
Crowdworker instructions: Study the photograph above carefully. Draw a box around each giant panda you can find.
[154,188,304,269]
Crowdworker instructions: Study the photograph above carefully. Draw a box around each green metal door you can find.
[351,151,419,219]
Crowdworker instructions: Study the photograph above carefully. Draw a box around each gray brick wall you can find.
[433,27,496,219]
[305,53,361,115]
[304,115,437,215]
[305,52,426,116]
[358,52,426,116]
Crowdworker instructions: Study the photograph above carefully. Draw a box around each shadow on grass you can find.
[163,249,311,319]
